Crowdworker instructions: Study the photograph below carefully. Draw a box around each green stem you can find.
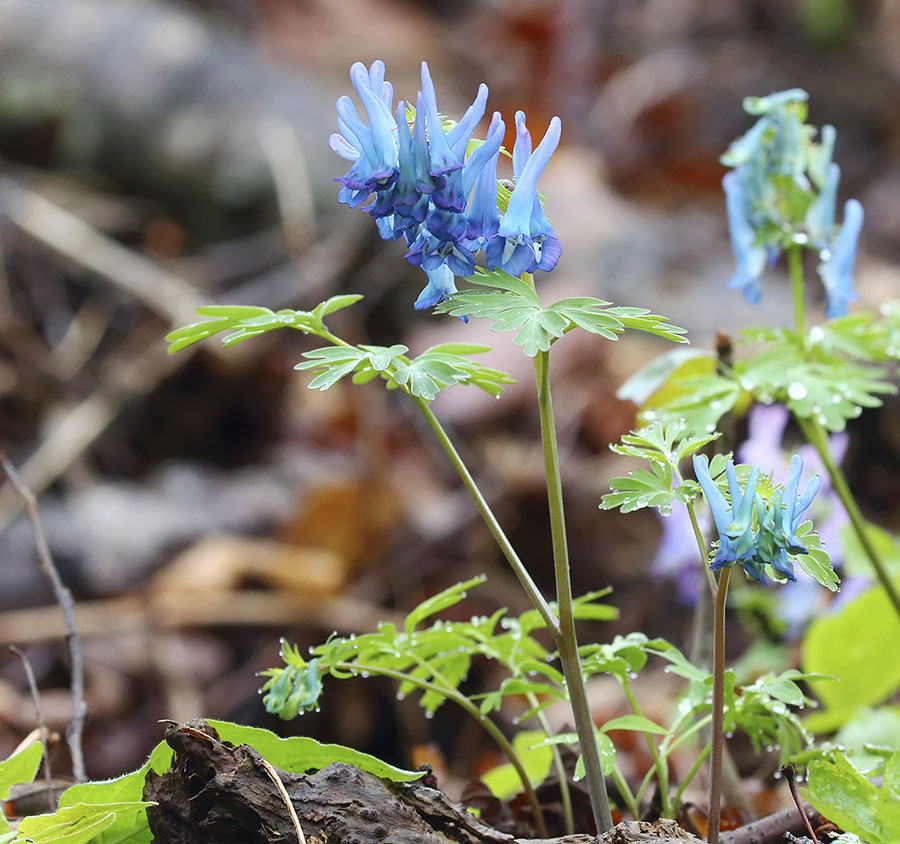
[664,713,712,756]
[707,565,732,844]
[673,741,711,812]
[788,244,806,339]
[534,349,614,834]
[612,764,639,820]
[622,680,670,817]
[531,701,575,835]
[410,395,560,636]
[795,414,900,620]
[334,661,548,839]
[685,500,718,599]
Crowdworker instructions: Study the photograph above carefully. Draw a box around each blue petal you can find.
[723,170,767,303]
[414,265,458,310]
[447,83,489,159]
[819,199,863,318]
[419,62,462,180]
[692,455,733,536]
[805,163,840,247]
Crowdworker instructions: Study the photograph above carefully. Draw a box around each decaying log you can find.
[143,720,704,844]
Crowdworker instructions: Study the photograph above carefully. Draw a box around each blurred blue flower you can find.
[819,199,863,318]
[723,170,767,304]
[720,89,864,318]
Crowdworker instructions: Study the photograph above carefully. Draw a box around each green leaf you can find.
[294,346,367,390]
[0,741,42,834]
[436,272,685,356]
[601,421,717,515]
[805,751,900,844]
[404,576,487,633]
[206,720,421,782]
[839,522,900,578]
[312,294,364,319]
[17,804,148,844]
[617,348,715,405]
[793,522,840,591]
[392,348,514,400]
[604,307,688,344]
[802,577,900,732]
[600,714,668,735]
[165,305,275,353]
[480,730,554,799]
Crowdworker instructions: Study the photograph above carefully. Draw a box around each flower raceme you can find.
[721,88,864,318]
[330,60,562,311]
[692,454,820,584]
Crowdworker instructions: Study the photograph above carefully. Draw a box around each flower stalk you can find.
[786,249,900,621]
[707,565,732,844]
[535,348,614,833]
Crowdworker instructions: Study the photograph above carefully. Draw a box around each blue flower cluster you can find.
[331,61,562,311]
[692,453,820,584]
[721,88,863,318]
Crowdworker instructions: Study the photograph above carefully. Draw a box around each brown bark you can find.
[143,720,704,844]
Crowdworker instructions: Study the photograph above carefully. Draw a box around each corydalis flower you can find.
[692,453,820,584]
[331,61,562,312]
[720,88,864,318]
[485,112,563,276]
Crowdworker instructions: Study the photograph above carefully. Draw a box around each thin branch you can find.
[258,754,307,844]
[0,451,86,782]
[9,645,55,810]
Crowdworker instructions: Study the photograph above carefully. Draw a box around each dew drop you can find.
[773,770,782,780]
[314,706,321,713]
[308,645,315,654]
[424,710,435,720]
[725,731,734,739]
[360,671,370,679]
[628,672,639,680]
[644,411,657,421]
[766,745,774,752]
[809,326,825,344]
[787,382,808,400]
[811,405,821,414]
[817,415,828,425]
[705,424,717,433]
[397,693,406,701]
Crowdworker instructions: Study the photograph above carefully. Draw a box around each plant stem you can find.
[334,661,548,838]
[410,395,560,636]
[612,764,639,820]
[795,414,900,619]
[788,244,806,339]
[707,565,732,844]
[622,679,670,817]
[786,245,900,620]
[673,741,711,812]
[534,349,614,834]
[685,499,718,599]
[532,702,575,835]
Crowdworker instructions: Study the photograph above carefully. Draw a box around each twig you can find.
[257,755,307,844]
[718,801,822,844]
[0,452,86,782]
[0,178,205,325]
[9,645,55,811]
[258,118,316,256]
[782,764,818,842]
